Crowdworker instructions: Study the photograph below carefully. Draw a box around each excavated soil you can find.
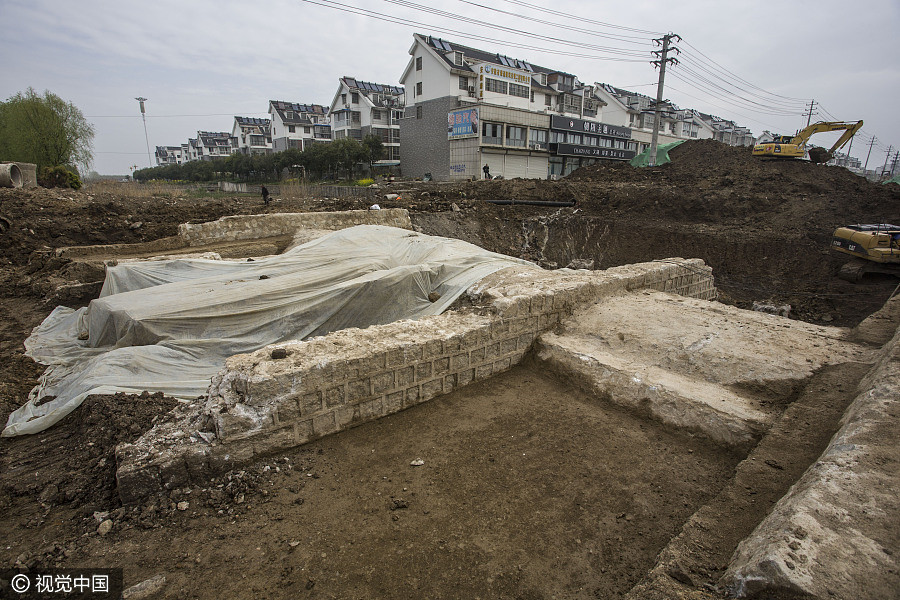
[0,141,897,598]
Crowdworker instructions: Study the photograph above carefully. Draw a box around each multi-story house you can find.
[698,113,755,147]
[594,85,715,153]
[154,145,183,166]
[232,117,272,155]
[186,138,201,162]
[399,33,638,180]
[196,131,237,161]
[328,77,404,163]
[268,101,332,152]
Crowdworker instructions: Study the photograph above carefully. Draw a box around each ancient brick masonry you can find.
[116,259,716,502]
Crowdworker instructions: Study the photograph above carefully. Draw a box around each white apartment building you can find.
[328,77,404,163]
[232,117,272,155]
[154,145,183,166]
[399,33,638,180]
[269,101,331,152]
[196,131,236,161]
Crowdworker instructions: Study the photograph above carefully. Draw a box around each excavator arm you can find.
[753,120,863,162]
[791,120,863,147]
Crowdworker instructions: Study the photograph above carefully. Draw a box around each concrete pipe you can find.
[0,163,23,188]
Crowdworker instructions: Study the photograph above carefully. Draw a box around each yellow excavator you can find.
[832,224,900,281]
[753,120,863,163]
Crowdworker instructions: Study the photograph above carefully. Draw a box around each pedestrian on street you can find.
[483,164,491,180]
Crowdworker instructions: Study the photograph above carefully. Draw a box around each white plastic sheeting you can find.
[4,225,534,436]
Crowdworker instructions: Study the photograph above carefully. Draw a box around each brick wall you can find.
[399,97,457,180]
[116,258,716,501]
[178,208,412,246]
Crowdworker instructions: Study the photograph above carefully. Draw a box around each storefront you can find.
[548,115,636,176]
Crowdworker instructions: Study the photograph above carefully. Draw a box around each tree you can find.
[361,134,384,166]
[0,88,95,173]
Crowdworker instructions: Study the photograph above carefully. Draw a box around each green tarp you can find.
[883,173,900,185]
[629,140,687,168]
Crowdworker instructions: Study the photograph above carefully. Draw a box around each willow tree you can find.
[0,88,95,172]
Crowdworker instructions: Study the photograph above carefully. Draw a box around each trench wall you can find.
[178,209,412,246]
[116,259,716,502]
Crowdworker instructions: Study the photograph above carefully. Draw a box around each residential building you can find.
[329,77,404,163]
[399,33,638,181]
[232,117,272,155]
[155,145,183,166]
[595,85,715,153]
[699,113,755,147]
[196,131,237,160]
[268,101,331,151]
[186,138,201,162]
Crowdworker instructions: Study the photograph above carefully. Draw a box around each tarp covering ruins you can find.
[3,225,534,436]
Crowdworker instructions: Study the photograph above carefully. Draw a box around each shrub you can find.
[356,178,375,187]
[38,165,82,190]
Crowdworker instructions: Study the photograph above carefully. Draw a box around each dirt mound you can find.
[564,139,899,232]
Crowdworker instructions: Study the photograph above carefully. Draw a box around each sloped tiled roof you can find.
[269,101,327,125]
[341,77,403,96]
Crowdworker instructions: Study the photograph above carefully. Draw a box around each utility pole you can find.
[879,145,894,179]
[863,135,877,173]
[803,99,817,127]
[648,32,680,167]
[135,97,152,167]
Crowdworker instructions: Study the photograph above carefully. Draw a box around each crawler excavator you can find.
[753,120,863,163]
[831,224,900,281]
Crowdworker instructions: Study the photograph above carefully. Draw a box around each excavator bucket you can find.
[808,147,832,164]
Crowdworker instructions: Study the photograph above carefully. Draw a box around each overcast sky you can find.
[3,0,898,175]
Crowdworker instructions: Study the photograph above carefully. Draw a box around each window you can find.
[416,82,422,96]
[454,51,464,66]
[416,56,422,71]
[416,105,422,119]
[506,125,526,147]
[567,133,582,145]
[392,110,403,124]
[250,134,265,146]
[509,83,529,98]
[529,129,547,149]
[288,125,295,133]
[304,126,310,133]
[351,92,359,104]
[459,76,468,91]
[286,111,294,119]
[341,94,346,104]
[485,78,507,94]
[351,111,361,124]
[540,73,548,86]
[482,122,502,145]
[545,94,552,107]
[372,110,382,120]
[530,91,534,102]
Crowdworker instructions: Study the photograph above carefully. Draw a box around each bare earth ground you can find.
[0,141,898,598]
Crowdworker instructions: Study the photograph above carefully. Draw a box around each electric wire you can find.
[456,0,654,45]
[296,0,647,62]
[679,40,810,104]
[496,0,664,36]
[382,0,651,56]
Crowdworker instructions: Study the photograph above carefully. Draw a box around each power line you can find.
[456,0,653,45]
[495,0,664,36]
[296,0,647,62]
[679,40,810,104]
[382,0,650,56]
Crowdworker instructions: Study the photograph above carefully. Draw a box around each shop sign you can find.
[448,107,479,139]
[550,115,631,140]
[551,142,635,160]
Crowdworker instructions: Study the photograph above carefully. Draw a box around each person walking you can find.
[482,164,491,180]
